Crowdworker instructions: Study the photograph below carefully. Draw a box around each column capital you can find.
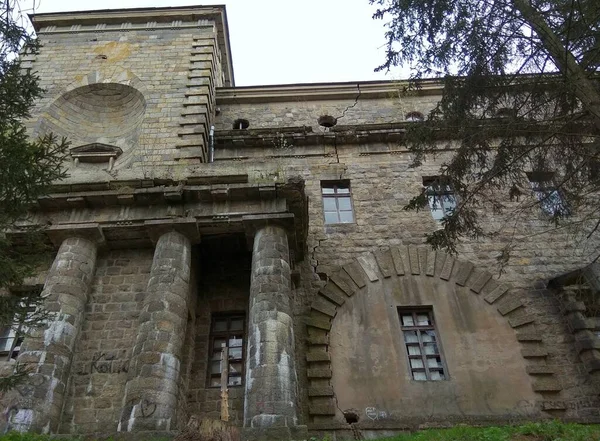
[144,218,200,244]
[46,223,105,247]
[242,213,297,251]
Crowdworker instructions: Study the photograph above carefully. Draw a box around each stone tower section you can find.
[27,6,234,175]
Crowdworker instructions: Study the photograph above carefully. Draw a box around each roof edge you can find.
[30,5,235,87]
[216,79,444,103]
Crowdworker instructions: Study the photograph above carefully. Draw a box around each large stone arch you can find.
[306,245,563,424]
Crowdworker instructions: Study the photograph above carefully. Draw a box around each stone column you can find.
[12,236,97,433]
[244,225,300,433]
[119,231,191,432]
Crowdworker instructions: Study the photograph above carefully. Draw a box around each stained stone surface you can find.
[12,237,97,433]
[118,231,191,432]
[244,226,300,430]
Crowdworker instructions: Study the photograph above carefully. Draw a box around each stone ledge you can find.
[46,223,106,247]
[144,218,200,244]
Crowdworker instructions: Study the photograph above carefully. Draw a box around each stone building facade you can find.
[1,5,600,439]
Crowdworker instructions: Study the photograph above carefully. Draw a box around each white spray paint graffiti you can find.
[365,407,388,421]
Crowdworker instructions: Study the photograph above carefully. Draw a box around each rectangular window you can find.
[208,314,245,387]
[423,177,456,221]
[0,293,39,362]
[398,308,446,381]
[0,326,20,361]
[321,181,354,224]
[527,172,569,217]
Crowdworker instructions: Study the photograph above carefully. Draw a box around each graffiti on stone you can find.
[365,407,387,420]
[140,398,156,417]
[126,397,157,418]
[75,352,129,375]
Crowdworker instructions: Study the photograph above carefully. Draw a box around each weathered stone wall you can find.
[212,92,600,430]
[330,274,539,423]
[5,7,600,436]
[61,248,152,434]
[26,17,224,173]
[215,90,439,131]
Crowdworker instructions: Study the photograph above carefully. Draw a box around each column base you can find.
[242,425,308,441]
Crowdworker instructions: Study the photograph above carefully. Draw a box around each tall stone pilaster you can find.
[244,225,301,435]
[11,236,97,433]
[119,231,191,432]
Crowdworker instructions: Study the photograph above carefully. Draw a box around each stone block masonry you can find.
[119,231,192,432]
[3,4,600,438]
[244,226,305,438]
[12,237,98,433]
[60,249,153,434]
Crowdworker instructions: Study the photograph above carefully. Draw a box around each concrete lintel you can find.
[46,223,106,247]
[144,218,200,244]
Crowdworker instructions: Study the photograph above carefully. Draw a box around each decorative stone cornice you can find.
[216,79,444,104]
[214,122,408,150]
[9,178,307,259]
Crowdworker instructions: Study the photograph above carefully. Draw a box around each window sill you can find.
[324,222,357,234]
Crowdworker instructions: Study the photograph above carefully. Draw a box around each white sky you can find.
[30,0,408,86]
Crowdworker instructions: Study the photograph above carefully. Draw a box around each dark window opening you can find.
[233,119,249,130]
[208,314,245,387]
[398,307,447,381]
[405,111,424,122]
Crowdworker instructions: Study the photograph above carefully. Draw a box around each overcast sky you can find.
[29,0,407,86]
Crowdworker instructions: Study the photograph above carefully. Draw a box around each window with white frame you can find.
[321,181,354,224]
[423,177,457,221]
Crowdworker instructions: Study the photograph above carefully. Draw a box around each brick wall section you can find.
[61,249,152,434]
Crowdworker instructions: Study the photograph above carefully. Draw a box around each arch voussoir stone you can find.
[306,245,566,423]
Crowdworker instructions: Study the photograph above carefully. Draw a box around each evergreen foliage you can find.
[372,0,600,258]
[0,0,68,389]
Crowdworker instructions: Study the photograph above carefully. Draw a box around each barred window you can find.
[208,314,245,387]
[398,308,447,381]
